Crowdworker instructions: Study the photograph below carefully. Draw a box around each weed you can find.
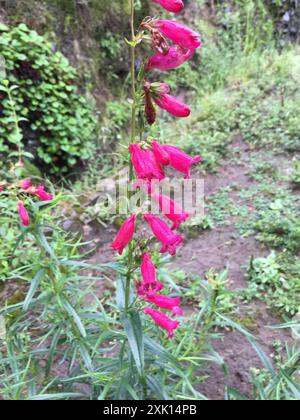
[246,252,300,317]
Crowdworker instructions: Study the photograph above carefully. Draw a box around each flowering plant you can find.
[109,0,202,382]
[0,82,55,228]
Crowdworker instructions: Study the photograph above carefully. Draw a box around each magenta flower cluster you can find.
[111,0,202,338]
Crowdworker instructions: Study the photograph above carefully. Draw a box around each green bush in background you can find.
[0,23,96,173]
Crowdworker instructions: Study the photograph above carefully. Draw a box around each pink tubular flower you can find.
[156,83,170,94]
[129,144,165,188]
[144,214,183,255]
[152,140,170,166]
[155,20,201,50]
[153,143,202,178]
[34,186,54,201]
[154,92,191,118]
[19,179,32,190]
[152,192,190,230]
[147,46,195,71]
[18,201,30,227]
[151,0,184,13]
[144,307,180,338]
[112,214,136,255]
[145,294,183,317]
[137,253,164,296]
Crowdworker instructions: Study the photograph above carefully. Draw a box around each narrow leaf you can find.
[23,269,45,311]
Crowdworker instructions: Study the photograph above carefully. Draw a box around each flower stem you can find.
[125,0,137,312]
[130,0,136,146]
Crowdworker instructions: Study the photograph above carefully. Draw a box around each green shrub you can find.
[216,0,274,53]
[253,199,300,253]
[291,161,300,188]
[0,23,96,173]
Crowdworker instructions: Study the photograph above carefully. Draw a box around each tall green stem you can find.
[125,0,137,311]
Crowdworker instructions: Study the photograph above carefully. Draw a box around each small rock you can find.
[283,12,290,23]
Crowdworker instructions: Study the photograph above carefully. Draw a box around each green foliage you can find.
[0,81,29,162]
[266,0,300,43]
[0,185,58,281]
[0,24,96,173]
[1,0,300,402]
[100,32,123,63]
[152,89,237,174]
[253,199,300,253]
[0,224,229,400]
[291,161,300,188]
[83,99,131,181]
[151,41,299,176]
[246,252,300,317]
[217,0,275,53]
[225,318,300,400]
[248,158,279,182]
[236,78,300,151]
[237,182,300,252]
[184,269,236,321]
[181,215,214,238]
[207,186,249,226]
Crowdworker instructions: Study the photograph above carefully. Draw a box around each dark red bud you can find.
[144,86,157,125]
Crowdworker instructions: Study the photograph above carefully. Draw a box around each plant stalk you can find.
[125,0,136,312]
[130,0,136,146]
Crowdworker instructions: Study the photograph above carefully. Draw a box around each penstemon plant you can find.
[110,0,202,389]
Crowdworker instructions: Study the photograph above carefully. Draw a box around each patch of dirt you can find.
[174,229,263,289]
[0,281,25,306]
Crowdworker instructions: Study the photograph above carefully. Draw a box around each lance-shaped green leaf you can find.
[121,311,145,377]
[23,269,45,311]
